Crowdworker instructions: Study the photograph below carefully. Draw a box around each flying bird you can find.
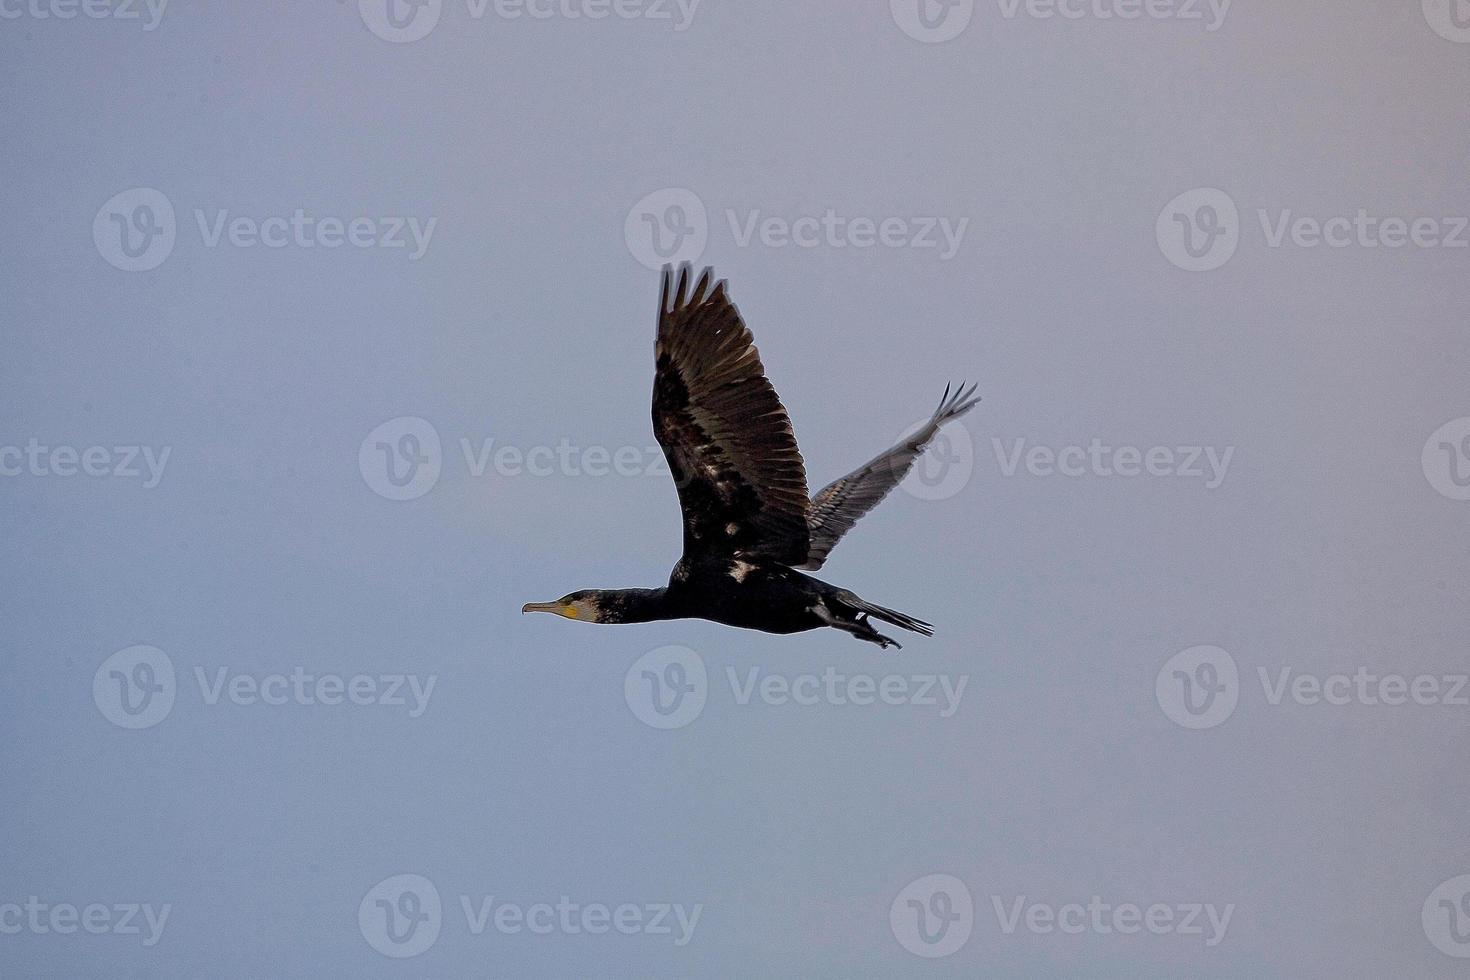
[522,264,978,648]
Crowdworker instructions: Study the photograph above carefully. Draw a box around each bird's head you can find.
[521,590,608,623]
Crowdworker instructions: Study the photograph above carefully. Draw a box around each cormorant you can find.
[522,264,978,649]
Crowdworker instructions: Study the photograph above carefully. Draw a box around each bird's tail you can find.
[843,595,935,637]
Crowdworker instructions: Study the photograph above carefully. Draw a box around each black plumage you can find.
[522,264,979,648]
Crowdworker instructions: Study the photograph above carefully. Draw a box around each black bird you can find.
[522,264,978,649]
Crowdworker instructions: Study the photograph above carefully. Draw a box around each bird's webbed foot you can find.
[815,604,900,650]
[865,630,902,650]
[854,613,902,649]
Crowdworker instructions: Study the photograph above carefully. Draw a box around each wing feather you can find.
[799,382,979,570]
[652,264,811,564]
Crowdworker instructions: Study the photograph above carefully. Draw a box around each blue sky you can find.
[3,1,1469,976]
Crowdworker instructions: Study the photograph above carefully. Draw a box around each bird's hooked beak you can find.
[522,601,578,619]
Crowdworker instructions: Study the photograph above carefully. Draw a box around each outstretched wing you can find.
[652,264,811,564]
[798,382,980,570]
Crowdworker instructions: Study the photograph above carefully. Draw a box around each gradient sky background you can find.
[3,1,1469,976]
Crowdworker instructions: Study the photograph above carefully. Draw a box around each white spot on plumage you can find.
[725,523,739,536]
[729,560,756,583]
